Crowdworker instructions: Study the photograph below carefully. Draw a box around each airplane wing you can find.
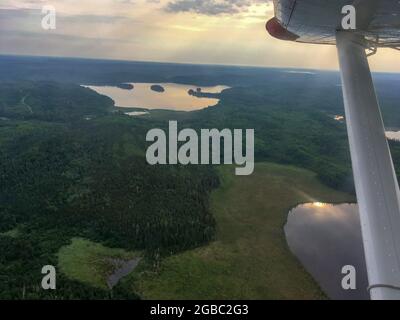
[268,0,400,47]
[267,0,400,300]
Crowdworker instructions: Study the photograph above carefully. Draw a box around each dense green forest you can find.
[1,61,400,299]
[0,82,219,299]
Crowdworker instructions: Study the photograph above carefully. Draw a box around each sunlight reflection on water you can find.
[386,131,400,141]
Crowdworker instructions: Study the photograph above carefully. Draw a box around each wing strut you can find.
[336,31,400,300]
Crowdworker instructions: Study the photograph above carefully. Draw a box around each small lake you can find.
[386,131,400,141]
[107,257,141,289]
[333,119,400,144]
[285,203,369,300]
[125,111,149,117]
[85,83,230,111]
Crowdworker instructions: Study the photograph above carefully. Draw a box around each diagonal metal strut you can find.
[336,31,400,300]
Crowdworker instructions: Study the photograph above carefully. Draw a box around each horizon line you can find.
[0,52,339,72]
[1,52,399,75]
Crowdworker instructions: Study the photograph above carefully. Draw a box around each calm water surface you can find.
[86,83,229,111]
[285,203,369,300]
[107,258,141,289]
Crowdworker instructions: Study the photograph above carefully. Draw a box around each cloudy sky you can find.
[0,0,399,71]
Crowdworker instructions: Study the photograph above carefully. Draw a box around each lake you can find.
[85,83,230,111]
[386,131,400,141]
[285,203,369,300]
[333,118,400,143]
[125,111,149,117]
[107,257,142,289]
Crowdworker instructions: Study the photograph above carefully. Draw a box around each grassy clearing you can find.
[58,238,139,290]
[129,163,355,299]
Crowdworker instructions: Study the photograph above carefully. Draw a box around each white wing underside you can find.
[274,0,400,47]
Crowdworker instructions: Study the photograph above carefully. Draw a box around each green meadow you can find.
[58,238,139,290]
[125,163,355,299]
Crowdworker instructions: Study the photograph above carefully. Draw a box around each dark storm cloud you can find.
[165,0,268,15]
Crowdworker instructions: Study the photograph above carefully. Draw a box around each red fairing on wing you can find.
[266,17,299,41]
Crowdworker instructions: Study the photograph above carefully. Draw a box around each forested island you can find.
[117,83,134,90]
[188,88,219,99]
[151,84,165,92]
